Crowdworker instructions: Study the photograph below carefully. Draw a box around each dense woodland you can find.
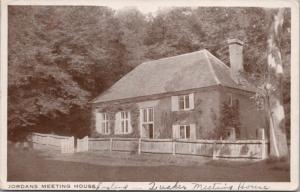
[8,6,291,140]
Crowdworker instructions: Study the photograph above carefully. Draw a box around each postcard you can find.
[0,0,298,190]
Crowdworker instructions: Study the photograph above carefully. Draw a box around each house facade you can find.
[90,39,266,140]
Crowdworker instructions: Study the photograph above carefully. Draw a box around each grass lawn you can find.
[8,145,290,182]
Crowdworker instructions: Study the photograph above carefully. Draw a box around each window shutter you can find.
[171,96,179,111]
[189,93,195,109]
[128,112,132,133]
[115,112,121,134]
[190,124,196,140]
[95,112,103,133]
[172,125,179,139]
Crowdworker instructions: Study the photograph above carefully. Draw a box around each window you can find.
[96,112,110,134]
[121,111,130,134]
[227,93,233,107]
[141,107,154,138]
[223,127,236,141]
[179,125,190,139]
[173,124,195,140]
[179,95,190,110]
[115,111,132,134]
[171,93,194,111]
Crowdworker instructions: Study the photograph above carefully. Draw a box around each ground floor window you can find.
[179,125,190,139]
[140,107,154,138]
[121,111,130,133]
[96,112,110,134]
[115,111,132,134]
[172,124,196,140]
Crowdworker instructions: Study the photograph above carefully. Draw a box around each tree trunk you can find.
[267,9,289,158]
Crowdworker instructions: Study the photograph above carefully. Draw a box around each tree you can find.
[8,6,290,144]
[253,8,289,158]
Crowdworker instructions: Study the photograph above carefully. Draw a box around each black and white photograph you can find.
[0,0,299,190]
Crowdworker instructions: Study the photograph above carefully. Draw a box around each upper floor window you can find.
[96,112,110,134]
[179,95,190,110]
[171,93,194,111]
[227,93,233,107]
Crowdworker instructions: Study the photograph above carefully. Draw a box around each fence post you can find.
[110,138,113,152]
[212,141,217,160]
[261,139,267,159]
[138,138,141,155]
[259,129,267,159]
[172,139,176,155]
[46,135,49,146]
[86,136,89,151]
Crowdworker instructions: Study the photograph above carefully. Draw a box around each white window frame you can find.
[141,107,154,138]
[227,93,233,107]
[178,94,190,110]
[120,111,130,134]
[179,125,191,139]
[96,112,110,135]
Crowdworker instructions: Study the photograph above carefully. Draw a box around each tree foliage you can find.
[8,6,290,140]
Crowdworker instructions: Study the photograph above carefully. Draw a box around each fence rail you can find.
[32,133,74,153]
[31,133,268,160]
[88,137,268,160]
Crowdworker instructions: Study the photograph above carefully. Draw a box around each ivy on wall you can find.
[220,100,241,138]
[92,103,140,138]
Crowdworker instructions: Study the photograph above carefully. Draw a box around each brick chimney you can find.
[228,39,244,83]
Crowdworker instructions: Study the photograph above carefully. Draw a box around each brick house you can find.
[90,39,266,140]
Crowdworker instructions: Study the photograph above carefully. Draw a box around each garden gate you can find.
[61,136,75,153]
[76,136,89,152]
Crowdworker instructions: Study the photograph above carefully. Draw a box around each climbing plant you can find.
[220,101,241,139]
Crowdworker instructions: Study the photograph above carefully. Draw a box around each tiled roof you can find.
[92,49,255,103]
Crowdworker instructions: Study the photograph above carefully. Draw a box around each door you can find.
[148,124,154,139]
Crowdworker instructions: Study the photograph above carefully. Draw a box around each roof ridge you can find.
[206,51,230,69]
[142,49,208,65]
[204,50,221,85]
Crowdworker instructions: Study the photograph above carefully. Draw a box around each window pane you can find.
[106,122,109,133]
[125,121,128,132]
[121,112,124,119]
[180,126,185,139]
[143,109,147,122]
[185,95,189,109]
[125,111,128,119]
[179,96,185,109]
[121,121,124,132]
[186,126,190,138]
[102,122,106,133]
[148,108,153,122]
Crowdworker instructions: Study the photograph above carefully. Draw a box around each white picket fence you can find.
[88,138,268,160]
[31,133,268,160]
[32,133,74,153]
[76,136,89,152]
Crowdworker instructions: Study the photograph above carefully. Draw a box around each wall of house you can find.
[218,87,267,139]
[90,102,140,138]
[91,87,221,139]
